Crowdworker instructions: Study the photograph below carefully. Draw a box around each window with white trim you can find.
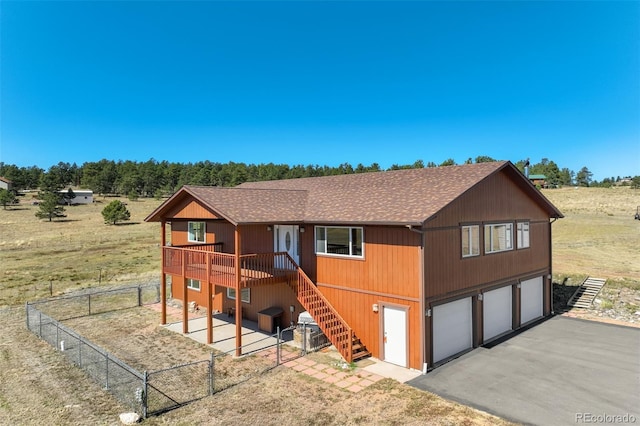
[187,278,201,291]
[315,226,363,258]
[461,225,480,257]
[484,223,513,253]
[188,221,206,243]
[227,288,250,303]
[517,221,530,249]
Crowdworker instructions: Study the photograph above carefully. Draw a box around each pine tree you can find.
[101,200,130,225]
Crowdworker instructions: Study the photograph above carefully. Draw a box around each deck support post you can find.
[206,252,213,344]
[182,250,189,334]
[235,227,242,357]
[160,221,167,325]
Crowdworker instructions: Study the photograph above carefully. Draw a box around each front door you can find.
[383,305,407,367]
[274,225,299,265]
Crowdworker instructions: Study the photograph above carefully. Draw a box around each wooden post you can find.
[206,251,213,344]
[235,226,242,357]
[182,250,189,334]
[160,221,167,325]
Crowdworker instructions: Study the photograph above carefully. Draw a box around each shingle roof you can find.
[239,161,507,225]
[146,161,562,225]
[186,187,307,224]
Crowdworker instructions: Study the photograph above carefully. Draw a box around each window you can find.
[187,278,201,291]
[227,288,250,303]
[188,221,206,243]
[461,225,480,257]
[484,223,513,253]
[315,226,364,258]
[517,221,530,249]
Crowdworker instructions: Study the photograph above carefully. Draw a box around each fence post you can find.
[276,326,281,366]
[138,285,142,307]
[56,322,60,351]
[25,303,30,331]
[105,353,109,390]
[302,323,307,355]
[142,371,148,419]
[209,353,214,396]
[78,334,82,367]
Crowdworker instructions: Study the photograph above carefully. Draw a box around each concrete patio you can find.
[163,312,294,355]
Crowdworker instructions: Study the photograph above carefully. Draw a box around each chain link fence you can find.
[29,283,161,321]
[25,284,213,418]
[25,284,327,418]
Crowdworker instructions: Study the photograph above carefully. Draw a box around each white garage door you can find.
[433,297,473,363]
[483,285,513,342]
[521,276,544,324]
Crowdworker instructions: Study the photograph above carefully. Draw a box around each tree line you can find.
[0,157,638,199]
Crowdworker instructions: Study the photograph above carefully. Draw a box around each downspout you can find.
[407,224,427,374]
[549,217,558,315]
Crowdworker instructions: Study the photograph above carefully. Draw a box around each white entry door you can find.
[433,297,473,364]
[383,306,407,367]
[274,225,299,265]
[521,276,544,324]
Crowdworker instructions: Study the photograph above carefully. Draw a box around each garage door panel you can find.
[521,276,543,324]
[433,297,473,363]
[483,285,513,342]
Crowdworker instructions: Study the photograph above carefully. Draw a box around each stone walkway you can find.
[255,347,387,393]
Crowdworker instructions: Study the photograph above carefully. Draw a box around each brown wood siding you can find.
[299,227,317,280]
[239,225,275,254]
[168,274,224,312]
[427,171,550,228]
[168,198,221,219]
[220,283,304,326]
[424,170,552,300]
[169,220,235,250]
[318,284,422,370]
[425,222,549,298]
[315,226,421,299]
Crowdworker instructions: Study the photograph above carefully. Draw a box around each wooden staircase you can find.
[567,277,607,308]
[283,255,370,363]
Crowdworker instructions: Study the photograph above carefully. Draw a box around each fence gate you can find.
[145,357,213,416]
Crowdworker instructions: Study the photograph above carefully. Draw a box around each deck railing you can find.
[162,247,295,288]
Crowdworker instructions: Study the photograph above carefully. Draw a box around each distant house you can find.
[0,177,13,191]
[59,189,94,205]
[528,174,547,188]
[145,161,563,370]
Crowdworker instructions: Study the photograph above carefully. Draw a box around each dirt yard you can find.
[0,305,512,426]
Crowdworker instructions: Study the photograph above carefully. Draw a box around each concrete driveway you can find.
[408,316,640,426]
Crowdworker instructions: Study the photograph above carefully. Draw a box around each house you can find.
[0,177,13,191]
[528,174,547,188]
[58,189,94,205]
[145,161,563,371]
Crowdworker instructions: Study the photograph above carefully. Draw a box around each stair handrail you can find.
[281,253,356,361]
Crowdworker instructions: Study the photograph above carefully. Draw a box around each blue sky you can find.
[1,1,638,181]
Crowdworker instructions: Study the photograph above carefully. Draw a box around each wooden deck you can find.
[163,246,296,288]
